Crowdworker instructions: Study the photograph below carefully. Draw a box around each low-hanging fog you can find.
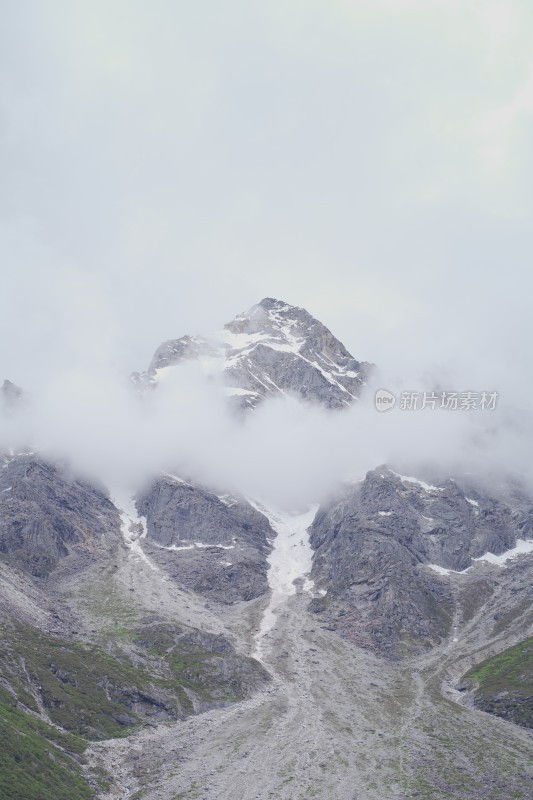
[1,353,531,509]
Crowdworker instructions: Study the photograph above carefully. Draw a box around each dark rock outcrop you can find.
[0,453,120,577]
[137,475,273,602]
[308,468,533,657]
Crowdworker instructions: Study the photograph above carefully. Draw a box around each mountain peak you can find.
[258,296,286,309]
[255,297,303,316]
[141,299,373,409]
[225,297,303,333]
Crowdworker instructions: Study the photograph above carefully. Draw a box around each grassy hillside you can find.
[0,686,94,800]
[0,614,267,798]
[465,637,533,728]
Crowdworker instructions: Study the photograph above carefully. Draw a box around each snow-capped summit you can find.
[139,298,373,408]
[220,298,372,408]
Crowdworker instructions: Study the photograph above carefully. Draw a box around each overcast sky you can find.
[1,0,532,396]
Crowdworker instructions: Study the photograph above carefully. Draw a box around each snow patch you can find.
[337,368,360,378]
[216,493,241,508]
[157,543,195,552]
[465,497,479,507]
[261,341,302,355]
[427,538,533,575]
[112,493,156,571]
[392,472,445,493]
[225,387,260,397]
[216,330,267,349]
[249,501,318,660]
[473,538,533,566]
[465,497,480,514]
[427,564,462,576]
[154,541,235,552]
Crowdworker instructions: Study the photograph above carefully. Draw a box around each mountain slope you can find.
[0,451,271,799]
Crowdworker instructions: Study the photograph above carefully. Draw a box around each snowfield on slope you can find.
[248,501,318,659]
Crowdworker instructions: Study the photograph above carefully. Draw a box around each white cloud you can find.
[2,358,531,509]
[0,0,531,431]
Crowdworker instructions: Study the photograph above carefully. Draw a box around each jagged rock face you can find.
[355,469,532,571]
[222,298,372,408]
[138,297,373,409]
[308,468,533,657]
[137,476,273,602]
[421,480,532,571]
[0,454,120,577]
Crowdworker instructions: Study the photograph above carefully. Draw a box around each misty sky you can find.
[1,0,532,397]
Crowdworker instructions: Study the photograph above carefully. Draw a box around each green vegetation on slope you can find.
[1,619,261,740]
[465,637,533,728]
[133,623,247,705]
[1,622,156,739]
[0,686,94,800]
[0,605,266,797]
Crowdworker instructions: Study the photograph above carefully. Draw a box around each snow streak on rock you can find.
[249,501,318,660]
[112,493,157,571]
[428,538,533,575]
